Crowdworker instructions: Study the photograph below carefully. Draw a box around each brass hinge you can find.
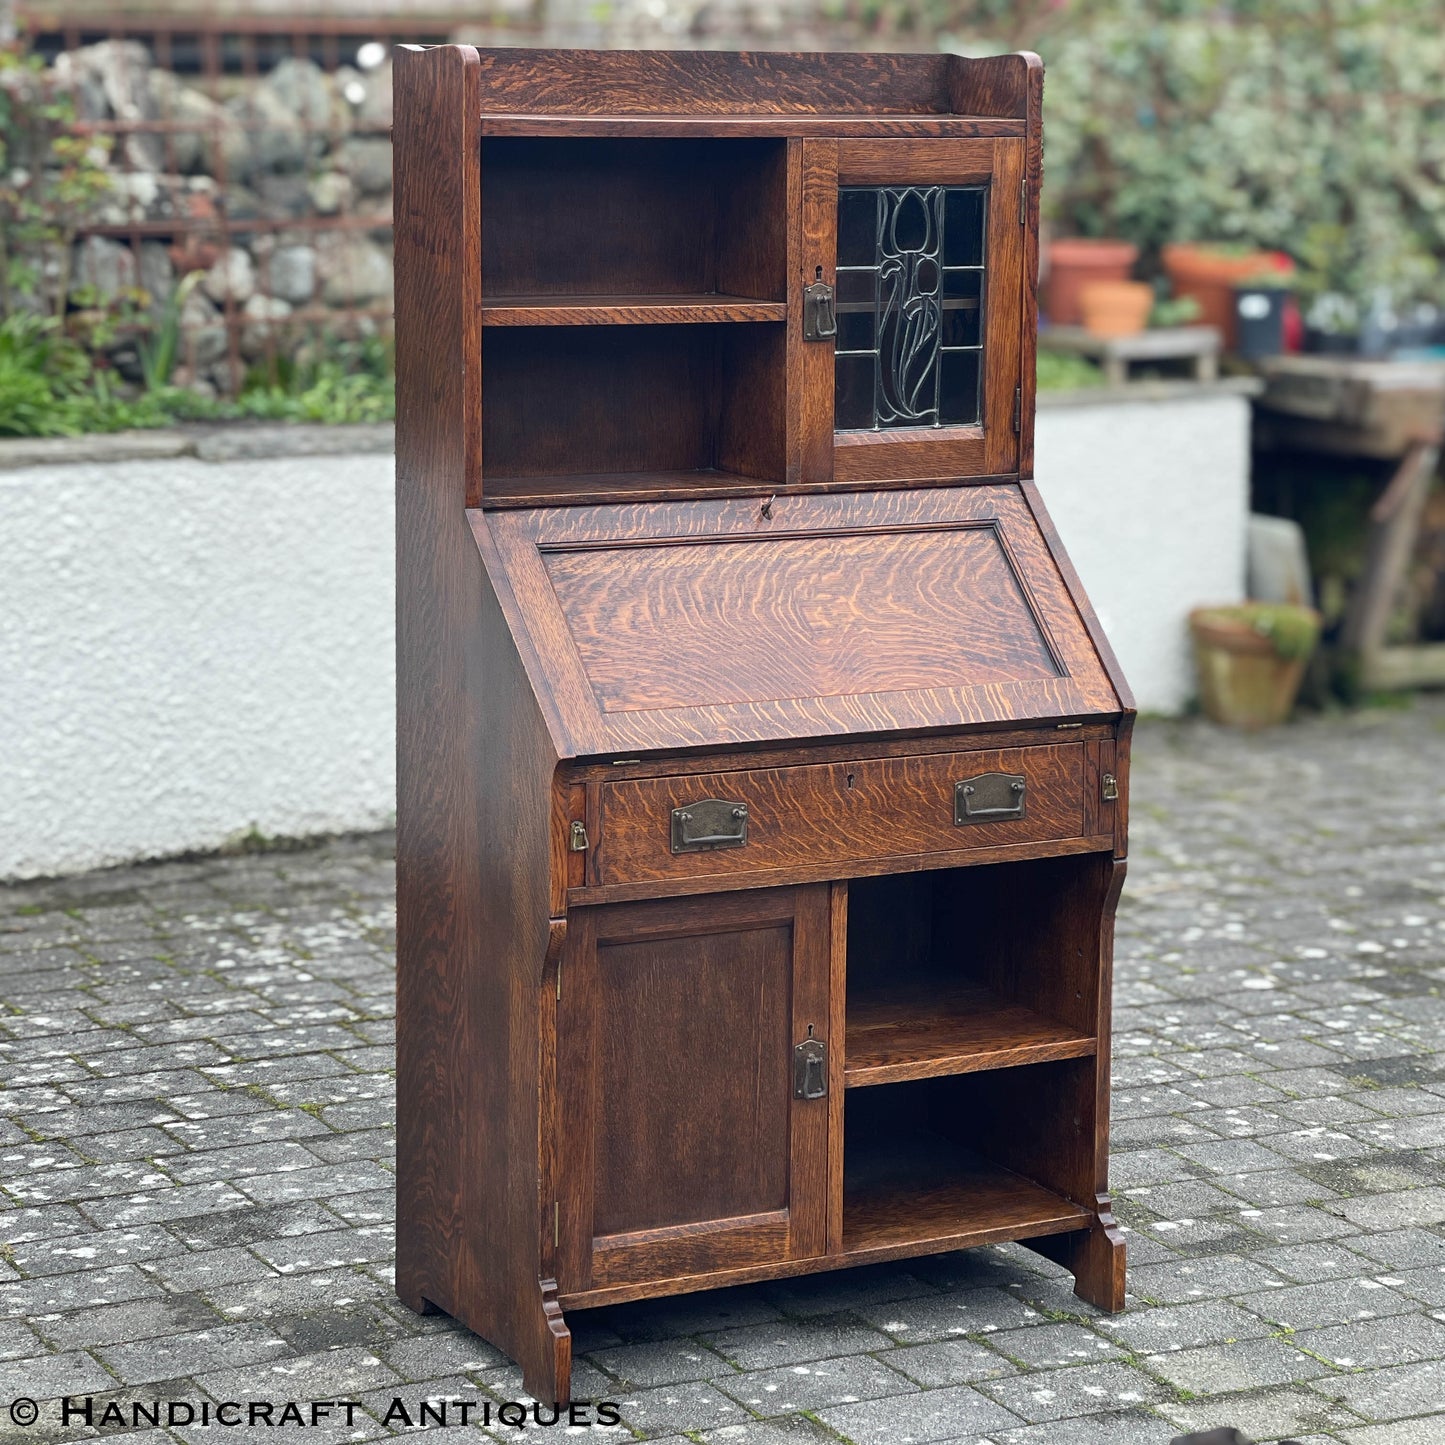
[1020,174,1027,224]
[568,820,589,852]
[1102,773,1120,802]
[1012,385,1022,435]
[555,957,562,1001]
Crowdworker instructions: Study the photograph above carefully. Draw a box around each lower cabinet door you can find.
[556,885,831,1294]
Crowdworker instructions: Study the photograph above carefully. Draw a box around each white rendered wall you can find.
[1035,389,1250,717]
[0,452,396,879]
[0,390,1249,878]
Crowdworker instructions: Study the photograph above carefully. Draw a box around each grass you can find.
[0,313,394,438]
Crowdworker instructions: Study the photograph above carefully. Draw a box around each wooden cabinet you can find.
[394,45,1133,1406]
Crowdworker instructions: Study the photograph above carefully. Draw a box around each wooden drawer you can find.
[593,745,1087,887]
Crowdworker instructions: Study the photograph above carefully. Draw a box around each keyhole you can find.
[846,771,855,789]
[806,1023,814,1039]
[815,264,824,280]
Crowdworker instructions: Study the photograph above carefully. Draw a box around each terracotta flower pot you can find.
[1162,244,1292,349]
[1189,605,1320,730]
[1044,238,1138,326]
[1079,280,1153,338]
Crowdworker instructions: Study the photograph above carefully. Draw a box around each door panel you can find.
[592,922,792,1235]
[557,886,830,1291]
[798,136,1024,483]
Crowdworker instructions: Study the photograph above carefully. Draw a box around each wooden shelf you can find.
[842,1131,1091,1258]
[482,468,780,508]
[482,294,787,326]
[845,980,1095,1088]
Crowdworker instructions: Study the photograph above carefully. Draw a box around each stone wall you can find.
[8,40,395,394]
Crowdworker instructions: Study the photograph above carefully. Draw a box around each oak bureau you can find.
[392,44,1134,1405]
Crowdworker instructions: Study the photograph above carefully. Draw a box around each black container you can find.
[1233,284,1289,358]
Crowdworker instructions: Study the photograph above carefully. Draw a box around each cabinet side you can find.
[394,43,568,1396]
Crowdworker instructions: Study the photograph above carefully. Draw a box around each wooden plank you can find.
[1341,439,1440,672]
[1040,325,1220,361]
[842,1136,1091,1256]
[1364,642,1445,690]
[481,294,788,325]
[479,114,1028,138]
[845,980,1096,1087]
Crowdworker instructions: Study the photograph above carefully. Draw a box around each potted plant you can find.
[1044,238,1139,326]
[1162,245,1294,349]
[1079,279,1153,337]
[1188,603,1321,730]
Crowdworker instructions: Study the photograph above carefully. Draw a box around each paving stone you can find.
[978,1360,1166,1422]
[1142,1334,1340,1394]
[1158,1382,1365,1440]
[1256,1240,1382,1283]
[586,1339,736,1387]
[1237,1276,1419,1329]
[34,1291,222,1348]
[13,1219,190,1277]
[1126,1253,1287,1303]
[876,1336,1016,1386]
[1340,1422,1445,1445]
[1290,1310,1445,1369]
[984,1321,1122,1368]
[985,1411,1180,1445]
[0,1262,166,1316]
[0,1348,118,1400]
[1346,1228,1445,1269]
[1095,1299,1275,1353]
[613,1380,752,1436]
[249,1223,393,1274]
[94,1320,291,1385]
[716,1352,917,1413]
[600,1286,781,1343]
[815,1381,1021,1443]
[379,1330,509,1378]
[856,1287,1048,1341]
[138,1244,277,1294]
[704,1316,894,1370]
[1335,1187,1445,1231]
[1310,1358,1445,1425]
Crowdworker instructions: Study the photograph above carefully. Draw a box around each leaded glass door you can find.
[796,138,1025,485]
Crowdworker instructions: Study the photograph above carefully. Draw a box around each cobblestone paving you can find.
[4,701,1445,1445]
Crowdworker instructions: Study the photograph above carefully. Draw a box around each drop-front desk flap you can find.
[472,482,1126,763]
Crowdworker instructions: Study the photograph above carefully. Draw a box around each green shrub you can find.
[0,312,394,437]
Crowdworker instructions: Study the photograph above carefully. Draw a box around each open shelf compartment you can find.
[481,137,787,310]
[480,322,785,503]
[843,859,1102,1089]
[841,1066,1096,1259]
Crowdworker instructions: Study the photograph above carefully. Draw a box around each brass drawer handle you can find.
[954,772,1027,824]
[671,798,750,854]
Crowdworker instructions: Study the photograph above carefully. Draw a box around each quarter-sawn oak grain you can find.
[395,44,1131,1404]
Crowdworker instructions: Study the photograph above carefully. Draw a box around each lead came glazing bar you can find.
[834,184,988,431]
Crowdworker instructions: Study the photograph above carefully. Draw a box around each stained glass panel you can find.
[833,185,987,431]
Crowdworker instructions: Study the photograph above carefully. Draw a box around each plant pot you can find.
[1233,284,1290,359]
[1079,280,1153,338]
[1162,244,1291,349]
[1189,605,1320,730]
[1044,238,1138,327]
